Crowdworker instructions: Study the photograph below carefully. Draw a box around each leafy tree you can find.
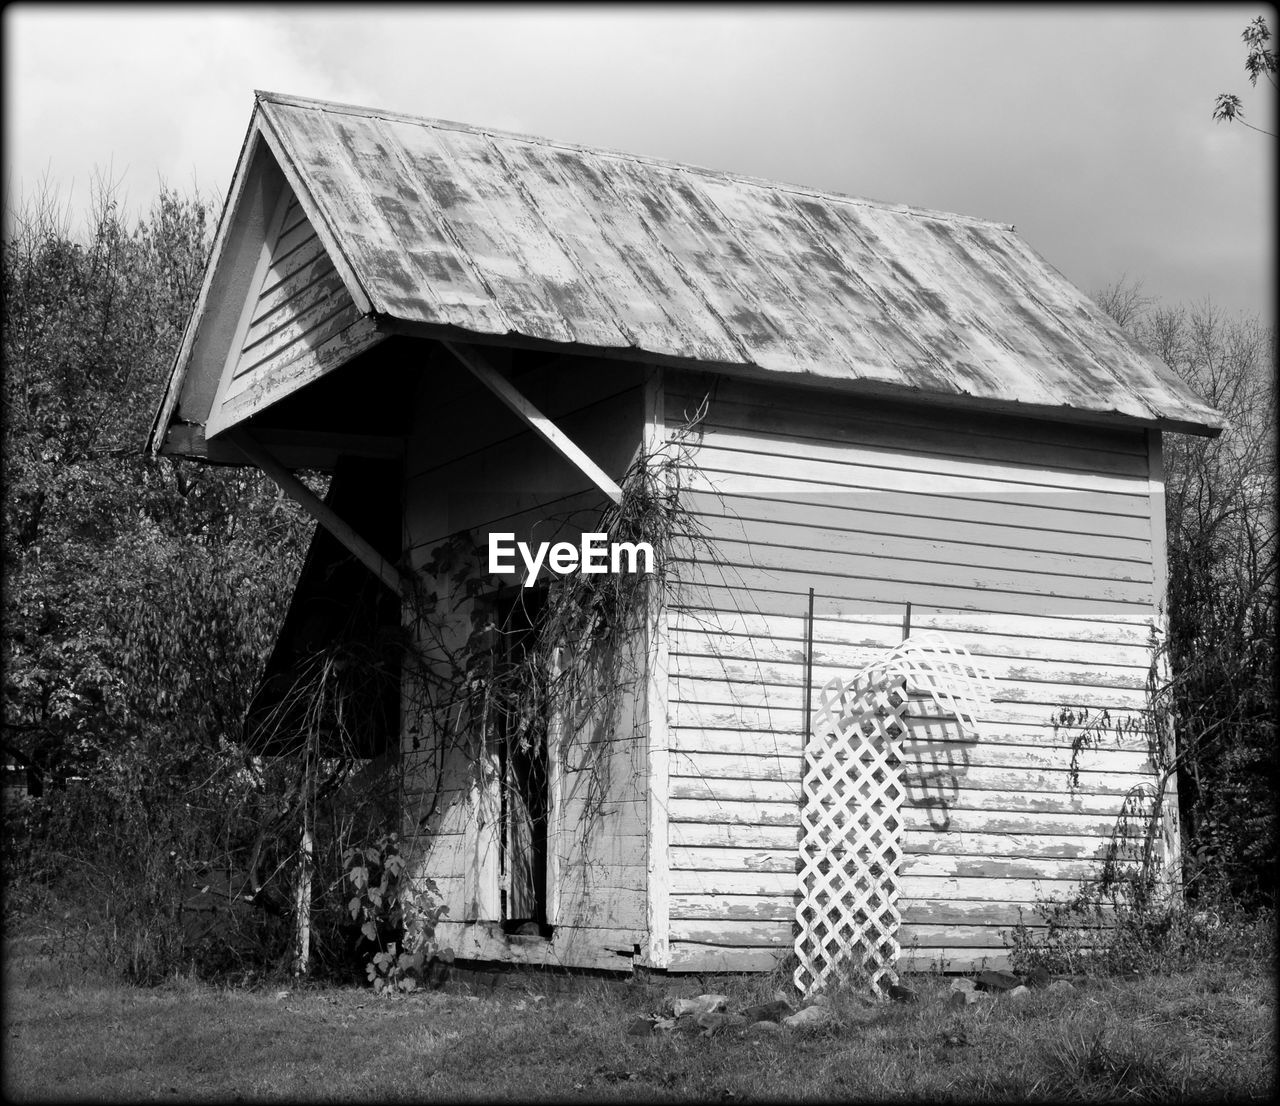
[2,180,310,783]
[1213,15,1277,137]
[2,180,319,977]
[2,178,428,984]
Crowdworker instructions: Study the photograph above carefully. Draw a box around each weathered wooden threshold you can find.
[437,921,640,973]
[226,428,404,597]
[441,340,624,506]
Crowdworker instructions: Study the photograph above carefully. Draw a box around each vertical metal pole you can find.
[901,601,912,643]
[803,587,815,734]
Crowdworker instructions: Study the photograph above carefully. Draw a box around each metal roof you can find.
[251,91,1220,434]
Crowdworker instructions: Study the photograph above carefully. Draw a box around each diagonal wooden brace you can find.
[226,428,404,597]
[442,341,623,506]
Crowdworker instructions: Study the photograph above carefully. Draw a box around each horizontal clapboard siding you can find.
[225,191,360,401]
[663,374,1161,971]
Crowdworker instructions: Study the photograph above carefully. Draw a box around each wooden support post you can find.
[546,647,564,928]
[442,340,624,505]
[293,743,314,977]
[641,367,670,970]
[225,428,404,597]
[293,821,313,976]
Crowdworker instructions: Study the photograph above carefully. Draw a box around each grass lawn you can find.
[3,943,1274,1102]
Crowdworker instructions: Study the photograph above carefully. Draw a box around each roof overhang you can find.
[382,318,1225,440]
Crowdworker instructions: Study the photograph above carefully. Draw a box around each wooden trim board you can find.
[641,367,671,968]
[1147,428,1181,896]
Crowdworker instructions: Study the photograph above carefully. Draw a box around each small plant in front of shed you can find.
[345,832,449,994]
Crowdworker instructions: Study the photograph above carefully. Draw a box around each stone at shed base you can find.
[1006,985,1031,1002]
[1046,979,1075,995]
[742,999,793,1024]
[975,969,1021,993]
[949,978,976,996]
[745,1019,783,1038]
[672,994,728,1017]
[784,1004,833,1029]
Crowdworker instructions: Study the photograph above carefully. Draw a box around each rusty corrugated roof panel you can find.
[255,91,1223,434]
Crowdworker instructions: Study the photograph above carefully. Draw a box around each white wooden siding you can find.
[222,189,361,405]
[400,356,650,968]
[663,374,1162,972]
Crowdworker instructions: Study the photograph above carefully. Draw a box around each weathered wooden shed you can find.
[151,92,1222,976]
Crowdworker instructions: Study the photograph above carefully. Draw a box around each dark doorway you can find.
[491,586,552,937]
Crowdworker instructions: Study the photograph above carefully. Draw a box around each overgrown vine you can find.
[400,398,722,924]
[1050,628,1180,912]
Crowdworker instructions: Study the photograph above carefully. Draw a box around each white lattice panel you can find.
[794,632,997,997]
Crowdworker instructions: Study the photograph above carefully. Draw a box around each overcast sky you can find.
[4,4,1274,323]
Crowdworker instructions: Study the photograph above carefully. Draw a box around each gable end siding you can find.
[223,189,361,404]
